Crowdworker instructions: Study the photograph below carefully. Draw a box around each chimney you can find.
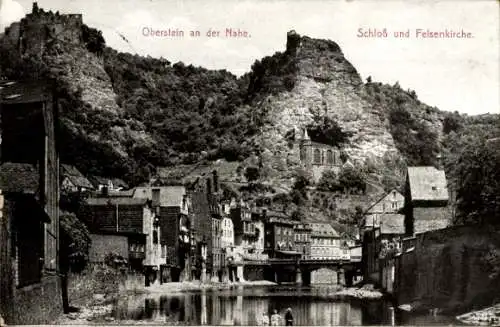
[32,2,39,14]
[435,153,443,170]
[152,188,160,207]
[212,170,218,193]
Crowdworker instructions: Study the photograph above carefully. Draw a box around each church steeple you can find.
[303,128,310,141]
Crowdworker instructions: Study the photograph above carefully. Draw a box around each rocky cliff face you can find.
[0,10,479,204]
[251,31,400,190]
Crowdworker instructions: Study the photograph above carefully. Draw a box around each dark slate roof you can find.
[112,178,128,188]
[61,164,94,189]
[88,175,108,186]
[133,186,186,207]
[0,80,55,104]
[86,197,149,206]
[88,176,128,189]
[266,210,288,219]
[379,214,405,235]
[407,166,449,202]
[0,162,39,193]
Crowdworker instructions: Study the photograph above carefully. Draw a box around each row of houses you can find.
[75,168,361,284]
[360,165,452,293]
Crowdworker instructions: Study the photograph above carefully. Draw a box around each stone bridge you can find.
[243,258,362,286]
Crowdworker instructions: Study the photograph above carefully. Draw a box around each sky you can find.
[0,0,498,115]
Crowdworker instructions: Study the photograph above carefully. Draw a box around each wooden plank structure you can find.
[0,79,62,324]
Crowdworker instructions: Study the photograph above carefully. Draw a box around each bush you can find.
[60,212,91,272]
[82,24,106,55]
[338,166,366,193]
[317,170,341,192]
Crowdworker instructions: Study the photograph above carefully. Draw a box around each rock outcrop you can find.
[252,31,399,190]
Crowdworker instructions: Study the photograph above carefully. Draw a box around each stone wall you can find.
[311,268,338,284]
[414,206,451,234]
[243,265,265,281]
[8,275,62,324]
[89,234,128,263]
[395,225,500,313]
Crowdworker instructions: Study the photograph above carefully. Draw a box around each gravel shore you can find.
[334,286,384,300]
[457,303,500,326]
[53,280,277,324]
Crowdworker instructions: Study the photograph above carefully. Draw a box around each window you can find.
[327,150,333,164]
[314,149,321,164]
[300,146,306,162]
[152,188,160,204]
[153,230,158,244]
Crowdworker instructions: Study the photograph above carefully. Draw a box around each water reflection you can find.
[111,286,458,326]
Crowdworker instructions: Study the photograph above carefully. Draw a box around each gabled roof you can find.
[379,214,405,235]
[364,189,403,214]
[89,175,109,186]
[111,178,129,188]
[106,189,135,197]
[88,176,129,189]
[61,164,94,189]
[133,185,186,207]
[0,162,39,194]
[407,166,448,202]
[266,210,288,219]
[86,197,149,206]
[310,223,340,238]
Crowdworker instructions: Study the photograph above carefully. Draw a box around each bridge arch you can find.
[309,267,340,285]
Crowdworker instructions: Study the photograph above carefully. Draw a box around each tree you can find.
[82,24,106,55]
[353,206,364,227]
[317,170,341,192]
[60,212,91,272]
[338,166,366,193]
[453,139,500,225]
[290,169,312,205]
[443,112,463,134]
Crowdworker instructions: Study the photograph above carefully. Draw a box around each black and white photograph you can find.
[0,0,499,325]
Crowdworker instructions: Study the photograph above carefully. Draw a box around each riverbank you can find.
[53,279,277,324]
[333,284,384,300]
[139,279,277,293]
[456,303,500,326]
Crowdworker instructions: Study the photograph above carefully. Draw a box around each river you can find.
[109,285,461,326]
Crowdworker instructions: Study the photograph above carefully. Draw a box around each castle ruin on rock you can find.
[2,2,83,56]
